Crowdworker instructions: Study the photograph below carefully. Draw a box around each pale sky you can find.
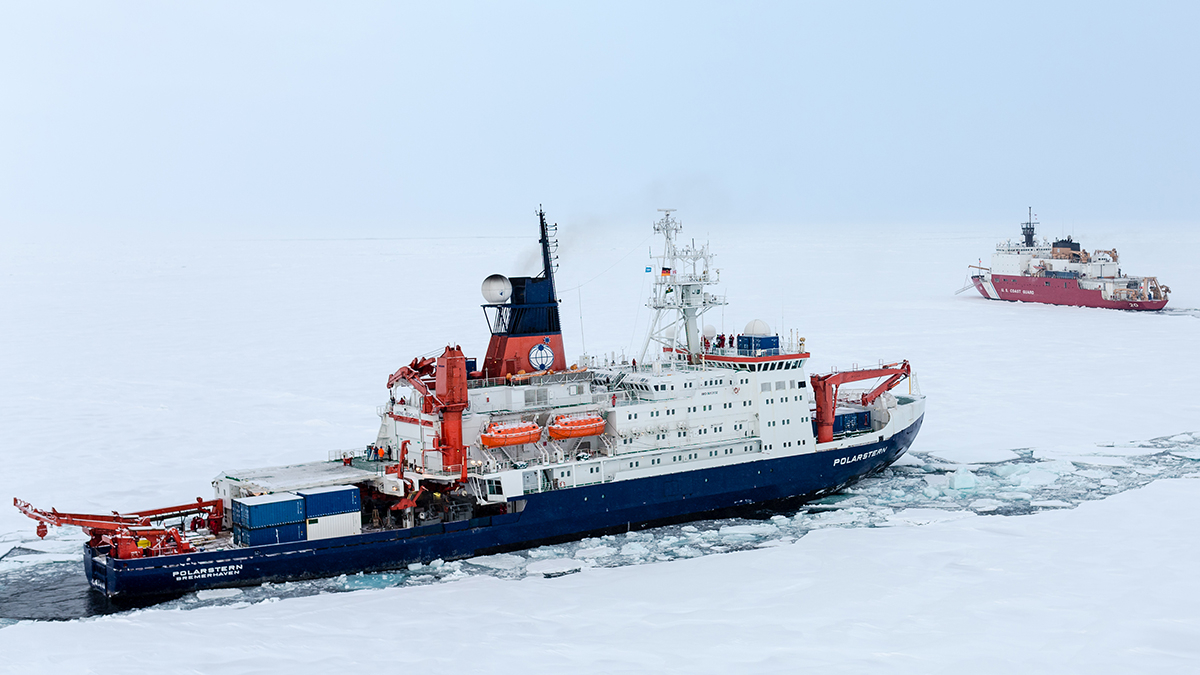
[1,1,1197,237]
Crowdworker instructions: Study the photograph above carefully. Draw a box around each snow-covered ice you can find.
[1,225,1198,672]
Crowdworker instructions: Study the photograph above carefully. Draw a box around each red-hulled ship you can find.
[967,209,1170,311]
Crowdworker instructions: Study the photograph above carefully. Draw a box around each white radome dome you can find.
[481,274,513,303]
[744,319,771,336]
[703,324,717,339]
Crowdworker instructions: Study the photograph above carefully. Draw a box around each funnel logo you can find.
[529,343,555,370]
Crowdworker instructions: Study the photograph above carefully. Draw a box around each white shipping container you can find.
[304,511,362,541]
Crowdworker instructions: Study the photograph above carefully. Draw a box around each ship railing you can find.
[328,447,370,462]
[467,369,593,390]
[703,346,809,358]
[655,271,715,285]
[593,391,635,407]
[467,376,507,389]
[619,361,715,374]
[835,388,872,405]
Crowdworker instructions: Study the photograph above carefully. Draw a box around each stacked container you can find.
[296,485,362,541]
[736,334,780,352]
[831,407,872,435]
[232,493,306,547]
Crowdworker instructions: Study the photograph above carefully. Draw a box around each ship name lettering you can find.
[172,564,244,581]
[833,447,886,466]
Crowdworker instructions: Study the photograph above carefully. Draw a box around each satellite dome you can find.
[481,274,512,303]
[703,324,717,339]
[664,326,676,340]
[744,319,771,336]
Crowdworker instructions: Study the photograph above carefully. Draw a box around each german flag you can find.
[661,267,672,277]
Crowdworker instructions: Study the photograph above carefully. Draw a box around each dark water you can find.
[2,431,1196,623]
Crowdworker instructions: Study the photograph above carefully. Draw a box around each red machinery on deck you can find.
[13,496,223,560]
[386,345,471,484]
[810,361,911,443]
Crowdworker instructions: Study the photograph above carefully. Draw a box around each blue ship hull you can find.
[85,416,923,599]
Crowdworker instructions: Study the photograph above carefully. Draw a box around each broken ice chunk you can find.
[470,554,525,570]
[574,546,617,559]
[949,468,977,490]
[969,499,1004,512]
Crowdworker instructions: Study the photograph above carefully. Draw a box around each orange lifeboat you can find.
[547,413,606,440]
[480,421,542,448]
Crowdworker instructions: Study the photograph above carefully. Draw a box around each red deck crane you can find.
[13,496,223,560]
[810,361,911,443]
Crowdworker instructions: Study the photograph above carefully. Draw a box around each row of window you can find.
[760,380,806,393]
[725,360,803,372]
[621,444,759,468]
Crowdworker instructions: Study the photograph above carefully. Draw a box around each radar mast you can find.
[1021,207,1039,247]
[639,210,726,364]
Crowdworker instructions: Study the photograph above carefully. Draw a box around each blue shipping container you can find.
[231,493,305,529]
[832,411,871,434]
[233,522,306,547]
[295,485,361,518]
[737,335,780,352]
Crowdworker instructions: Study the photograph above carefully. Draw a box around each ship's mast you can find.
[1021,207,1039,247]
[639,210,725,365]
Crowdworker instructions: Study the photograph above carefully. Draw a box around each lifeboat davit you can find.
[480,421,542,448]
[547,413,606,440]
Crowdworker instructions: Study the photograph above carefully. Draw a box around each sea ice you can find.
[1044,455,1129,467]
[469,554,525,570]
[885,509,973,526]
[525,559,583,576]
[928,447,1020,464]
[969,499,1004,512]
[619,542,651,557]
[992,492,1032,501]
[0,550,79,564]
[717,524,779,537]
[807,508,869,526]
[573,546,617,559]
[948,468,977,490]
[195,588,242,600]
